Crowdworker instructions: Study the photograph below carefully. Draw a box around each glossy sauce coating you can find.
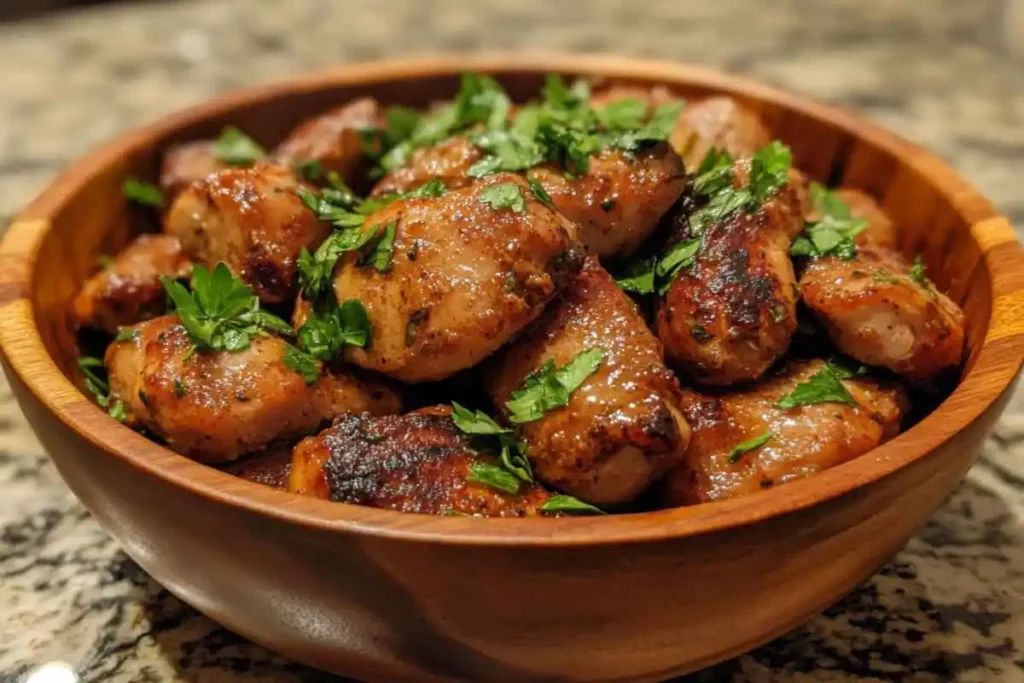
[660,359,907,505]
[72,234,192,333]
[836,189,898,250]
[800,245,965,382]
[487,256,690,505]
[159,140,228,201]
[657,164,805,386]
[370,136,482,197]
[671,96,772,171]
[272,97,383,185]
[105,315,400,463]
[334,173,584,382]
[164,163,330,303]
[528,144,687,260]
[289,408,552,516]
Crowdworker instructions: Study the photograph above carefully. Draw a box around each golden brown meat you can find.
[334,173,584,382]
[72,234,192,333]
[836,189,898,249]
[105,315,400,463]
[487,257,690,505]
[159,140,228,200]
[657,164,805,386]
[528,144,687,260]
[289,408,552,516]
[800,245,966,382]
[223,450,292,489]
[370,136,482,197]
[660,359,908,505]
[272,97,383,185]
[164,163,330,304]
[671,96,772,171]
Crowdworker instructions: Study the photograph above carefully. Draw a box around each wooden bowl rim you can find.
[2,53,1023,547]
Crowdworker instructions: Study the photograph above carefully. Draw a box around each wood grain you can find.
[0,54,1022,682]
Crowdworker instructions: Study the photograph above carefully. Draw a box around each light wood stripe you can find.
[972,217,1019,253]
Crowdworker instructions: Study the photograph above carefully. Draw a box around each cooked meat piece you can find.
[657,161,805,386]
[272,97,383,186]
[223,450,292,489]
[159,140,228,200]
[334,173,584,382]
[528,144,687,260]
[800,245,965,382]
[72,234,192,333]
[370,136,482,197]
[289,408,552,516]
[487,256,690,505]
[105,315,400,463]
[164,163,330,303]
[837,189,898,249]
[660,359,908,505]
[671,96,772,171]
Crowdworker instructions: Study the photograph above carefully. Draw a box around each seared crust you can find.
[335,173,585,382]
[105,315,400,463]
[72,234,192,333]
[288,408,552,516]
[660,359,908,505]
[272,97,384,185]
[164,163,330,303]
[800,245,965,382]
[488,256,689,505]
[656,167,805,386]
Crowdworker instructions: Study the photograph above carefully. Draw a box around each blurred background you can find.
[1,1,1023,681]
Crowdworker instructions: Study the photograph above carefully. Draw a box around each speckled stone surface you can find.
[1,1,1023,681]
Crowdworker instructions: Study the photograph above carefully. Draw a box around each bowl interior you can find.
[6,56,1019,543]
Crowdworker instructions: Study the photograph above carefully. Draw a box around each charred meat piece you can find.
[660,359,908,505]
[273,97,384,186]
[487,256,690,505]
[334,173,584,382]
[106,315,400,463]
[289,408,552,516]
[164,163,330,303]
[800,245,965,382]
[656,160,805,386]
[73,234,192,333]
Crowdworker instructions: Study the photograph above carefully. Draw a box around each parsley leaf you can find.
[297,224,381,301]
[909,254,930,288]
[749,141,792,202]
[114,327,140,343]
[655,239,701,295]
[160,263,290,355]
[282,343,320,384]
[526,176,555,209]
[451,402,533,485]
[727,431,773,464]
[689,143,792,235]
[791,183,868,260]
[614,256,656,295]
[466,462,522,495]
[478,183,526,212]
[123,178,165,208]
[78,356,127,422]
[213,126,267,167]
[358,178,447,215]
[506,347,605,423]
[775,363,858,409]
[296,299,372,360]
[540,494,606,515]
[452,402,511,435]
[365,221,397,273]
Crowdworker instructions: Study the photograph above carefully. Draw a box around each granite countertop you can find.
[1,1,1023,681]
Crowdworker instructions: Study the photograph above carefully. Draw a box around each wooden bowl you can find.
[1,55,1022,683]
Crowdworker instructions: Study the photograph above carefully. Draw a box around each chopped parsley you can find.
[160,263,292,357]
[505,348,605,424]
[478,182,526,212]
[78,356,127,422]
[909,254,930,288]
[791,182,869,260]
[364,221,397,273]
[282,343,321,385]
[466,463,523,495]
[775,362,858,409]
[114,327,140,343]
[173,378,188,398]
[452,402,533,491]
[614,256,656,295]
[539,494,606,515]
[123,178,164,208]
[213,126,267,166]
[727,431,774,464]
[526,175,555,209]
[294,159,325,182]
[655,239,701,295]
[296,299,372,361]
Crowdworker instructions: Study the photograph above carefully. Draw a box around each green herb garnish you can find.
[123,178,164,208]
[506,348,605,424]
[614,256,656,295]
[160,263,292,356]
[451,402,533,485]
[909,255,930,288]
[539,494,606,515]
[655,239,701,295]
[775,362,858,409]
[478,183,526,212]
[366,221,397,273]
[727,431,774,464]
[296,299,372,360]
[213,126,266,166]
[466,462,522,495]
[282,343,321,385]
[527,176,555,209]
[77,356,127,422]
[790,182,869,260]
[114,328,140,343]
